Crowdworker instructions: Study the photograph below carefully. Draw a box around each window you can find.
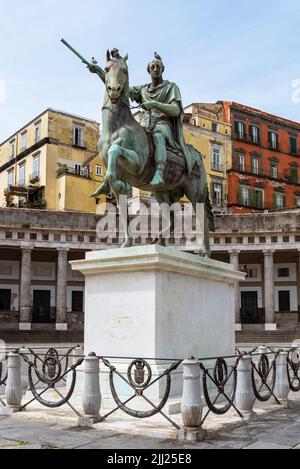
[278,268,290,278]
[212,182,223,207]
[248,237,255,244]
[75,164,83,175]
[250,125,260,144]
[237,153,245,172]
[7,169,14,186]
[290,166,298,184]
[278,291,290,312]
[212,122,218,133]
[260,237,266,243]
[19,164,25,185]
[271,236,278,243]
[74,126,84,147]
[254,189,263,208]
[290,136,297,155]
[240,186,249,206]
[9,140,15,160]
[270,163,278,179]
[269,131,278,150]
[211,145,222,171]
[21,131,27,150]
[0,290,11,310]
[274,192,285,209]
[33,155,40,178]
[251,158,259,175]
[245,267,258,279]
[96,165,103,176]
[35,123,41,143]
[237,237,244,244]
[295,197,300,207]
[72,291,84,312]
[235,121,245,140]
[214,238,220,245]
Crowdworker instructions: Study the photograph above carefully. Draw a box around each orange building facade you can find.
[219,102,300,214]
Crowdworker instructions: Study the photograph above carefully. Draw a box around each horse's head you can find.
[105,49,129,103]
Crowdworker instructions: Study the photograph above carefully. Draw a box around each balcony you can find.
[211,164,225,173]
[234,132,247,142]
[29,173,40,185]
[57,165,91,179]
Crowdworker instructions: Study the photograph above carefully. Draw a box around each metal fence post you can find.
[177,358,206,442]
[235,354,255,418]
[274,351,289,407]
[79,352,101,426]
[19,348,29,395]
[5,351,22,413]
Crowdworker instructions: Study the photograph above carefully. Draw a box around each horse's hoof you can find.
[121,238,134,248]
[155,239,166,247]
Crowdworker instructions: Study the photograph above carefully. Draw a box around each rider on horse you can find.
[129,53,198,187]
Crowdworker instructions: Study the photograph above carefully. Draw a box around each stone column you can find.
[235,354,255,418]
[230,250,241,328]
[177,358,206,442]
[274,351,289,407]
[264,250,276,330]
[19,248,33,331]
[5,352,22,413]
[56,249,69,331]
[79,352,101,426]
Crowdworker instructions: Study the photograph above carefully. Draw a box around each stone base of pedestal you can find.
[19,323,31,331]
[0,406,22,416]
[177,427,207,442]
[71,246,244,400]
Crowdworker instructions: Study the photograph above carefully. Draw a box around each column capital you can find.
[263,249,275,256]
[57,248,70,254]
[20,245,34,253]
[229,250,241,256]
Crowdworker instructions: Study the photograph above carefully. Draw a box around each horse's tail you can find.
[190,146,215,233]
[206,190,215,232]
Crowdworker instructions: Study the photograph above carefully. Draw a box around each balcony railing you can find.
[29,173,40,184]
[231,165,299,185]
[57,166,91,179]
[211,164,225,172]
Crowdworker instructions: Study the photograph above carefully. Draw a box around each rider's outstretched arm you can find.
[88,64,106,84]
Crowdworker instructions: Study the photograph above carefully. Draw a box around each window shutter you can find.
[234,121,239,133]
[237,187,242,205]
[283,195,286,207]
[290,137,297,154]
[249,189,255,207]
[273,193,277,208]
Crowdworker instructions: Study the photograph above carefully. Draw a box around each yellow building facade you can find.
[183,103,232,213]
[0,109,106,213]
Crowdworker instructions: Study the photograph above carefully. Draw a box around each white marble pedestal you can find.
[71,246,244,400]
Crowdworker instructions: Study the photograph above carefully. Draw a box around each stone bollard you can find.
[235,354,255,418]
[79,352,101,427]
[5,351,23,414]
[177,358,206,442]
[274,352,289,407]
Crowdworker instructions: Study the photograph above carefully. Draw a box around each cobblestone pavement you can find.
[0,407,300,449]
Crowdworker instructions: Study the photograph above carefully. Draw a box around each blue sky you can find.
[0,0,300,141]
